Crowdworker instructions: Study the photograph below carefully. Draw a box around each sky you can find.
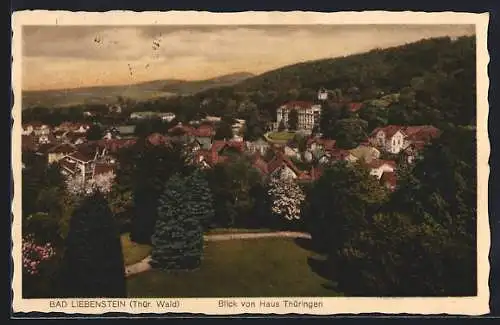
[22,24,475,91]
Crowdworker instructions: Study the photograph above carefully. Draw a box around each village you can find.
[21,88,440,194]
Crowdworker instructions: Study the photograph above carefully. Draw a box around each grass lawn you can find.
[121,233,152,266]
[206,228,273,235]
[266,131,296,142]
[126,238,340,297]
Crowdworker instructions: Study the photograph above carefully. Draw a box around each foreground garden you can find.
[124,237,340,298]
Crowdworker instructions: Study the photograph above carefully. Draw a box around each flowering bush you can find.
[22,235,56,276]
[66,172,115,196]
[267,176,306,221]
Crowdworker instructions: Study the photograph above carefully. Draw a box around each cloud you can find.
[22,24,475,90]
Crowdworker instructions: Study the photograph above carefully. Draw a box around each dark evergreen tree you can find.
[288,108,299,131]
[60,191,126,297]
[214,120,234,140]
[150,173,205,270]
[185,170,215,229]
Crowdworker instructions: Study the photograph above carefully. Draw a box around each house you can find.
[22,122,51,136]
[317,87,329,101]
[267,151,309,181]
[203,115,222,123]
[105,125,136,139]
[59,150,96,182]
[73,123,91,134]
[380,171,397,191]
[47,143,77,164]
[158,112,176,122]
[369,125,407,154]
[369,125,440,154]
[283,142,301,160]
[168,123,196,143]
[367,159,397,180]
[192,124,215,150]
[36,133,57,145]
[276,101,321,133]
[245,138,270,156]
[65,132,87,145]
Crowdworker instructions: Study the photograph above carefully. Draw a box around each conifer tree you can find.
[185,170,215,229]
[150,173,206,270]
[60,191,126,297]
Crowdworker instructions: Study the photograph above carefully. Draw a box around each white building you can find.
[276,101,321,132]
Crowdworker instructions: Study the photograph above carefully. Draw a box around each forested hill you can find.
[154,35,475,128]
[228,36,475,96]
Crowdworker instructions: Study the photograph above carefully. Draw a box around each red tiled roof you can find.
[403,125,440,142]
[348,102,363,112]
[281,101,314,110]
[267,151,303,177]
[307,137,337,151]
[380,171,397,189]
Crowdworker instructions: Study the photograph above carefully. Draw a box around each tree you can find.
[243,109,264,142]
[130,140,191,244]
[332,118,368,149]
[268,176,306,223]
[86,124,103,141]
[60,191,126,298]
[358,105,387,132]
[185,170,215,230]
[214,120,234,140]
[278,120,286,132]
[150,173,207,270]
[307,161,388,256]
[206,158,264,228]
[319,102,341,138]
[288,109,299,131]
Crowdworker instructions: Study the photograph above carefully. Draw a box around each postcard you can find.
[11,10,490,316]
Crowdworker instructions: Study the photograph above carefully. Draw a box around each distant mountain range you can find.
[21,72,255,109]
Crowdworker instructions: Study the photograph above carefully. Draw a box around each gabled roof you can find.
[66,151,94,163]
[267,151,303,177]
[403,125,441,142]
[371,125,404,139]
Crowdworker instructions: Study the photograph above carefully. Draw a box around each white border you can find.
[11,10,491,315]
